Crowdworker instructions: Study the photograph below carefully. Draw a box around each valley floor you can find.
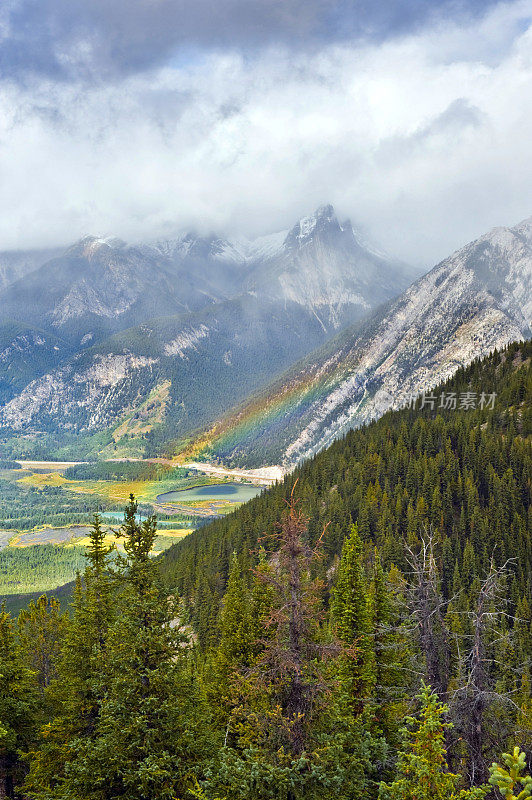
[0,459,268,598]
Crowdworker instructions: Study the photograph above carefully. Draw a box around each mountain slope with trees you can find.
[156,339,532,787]
[0,340,530,798]
[160,338,532,624]
[200,217,532,467]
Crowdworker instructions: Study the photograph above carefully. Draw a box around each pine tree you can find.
[369,548,408,742]
[378,684,487,800]
[207,493,376,800]
[252,493,330,757]
[87,496,212,800]
[17,594,66,698]
[217,554,257,670]
[332,523,374,715]
[24,513,116,799]
[206,553,261,731]
[489,747,532,799]
[0,608,38,798]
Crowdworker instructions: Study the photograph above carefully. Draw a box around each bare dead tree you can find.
[449,558,519,787]
[252,485,335,758]
[403,528,450,699]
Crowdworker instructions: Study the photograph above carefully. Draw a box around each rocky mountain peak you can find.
[66,235,126,260]
[513,216,532,242]
[152,232,248,264]
[284,204,343,249]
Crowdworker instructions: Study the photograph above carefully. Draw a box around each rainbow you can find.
[194,359,352,465]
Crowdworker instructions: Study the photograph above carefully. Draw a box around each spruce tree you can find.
[206,553,261,732]
[369,548,408,742]
[378,684,487,800]
[331,523,374,714]
[88,496,212,800]
[24,513,116,799]
[17,594,66,698]
[0,608,38,798]
[208,494,375,800]
[489,747,532,799]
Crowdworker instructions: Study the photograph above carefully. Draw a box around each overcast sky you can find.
[1,0,532,265]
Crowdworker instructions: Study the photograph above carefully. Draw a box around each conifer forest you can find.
[4,0,532,794]
[0,340,529,799]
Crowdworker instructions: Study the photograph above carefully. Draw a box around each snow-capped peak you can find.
[298,204,337,237]
[66,235,126,259]
[151,229,287,265]
[284,204,342,249]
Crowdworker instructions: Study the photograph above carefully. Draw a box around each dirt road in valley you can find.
[183,461,285,485]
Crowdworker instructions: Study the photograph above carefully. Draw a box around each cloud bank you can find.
[1,0,502,81]
[1,0,532,265]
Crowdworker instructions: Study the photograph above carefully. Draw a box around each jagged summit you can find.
[153,205,345,262]
[285,204,342,248]
[64,204,357,267]
[201,211,532,468]
[0,203,412,438]
[513,215,532,240]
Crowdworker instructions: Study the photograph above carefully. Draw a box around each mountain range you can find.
[1,206,531,466]
[194,216,532,466]
[0,206,413,456]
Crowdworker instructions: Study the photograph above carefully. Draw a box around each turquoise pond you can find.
[156,483,262,503]
[101,512,143,522]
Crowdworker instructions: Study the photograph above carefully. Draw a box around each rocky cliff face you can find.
[202,217,532,467]
[246,204,412,331]
[0,206,412,441]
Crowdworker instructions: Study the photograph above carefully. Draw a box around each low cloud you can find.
[0,0,532,267]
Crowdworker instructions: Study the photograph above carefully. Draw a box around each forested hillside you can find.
[1,340,531,799]
[160,338,532,636]
[156,338,532,791]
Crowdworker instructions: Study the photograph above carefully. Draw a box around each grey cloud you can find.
[0,1,531,269]
[422,98,483,135]
[1,0,503,82]
[375,99,484,167]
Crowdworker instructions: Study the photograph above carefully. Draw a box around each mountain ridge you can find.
[194,214,532,467]
[0,205,412,454]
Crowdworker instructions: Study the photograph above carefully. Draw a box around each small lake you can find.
[157,482,262,503]
[101,512,144,522]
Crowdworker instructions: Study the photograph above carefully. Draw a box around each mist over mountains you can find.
[204,216,532,467]
[1,203,530,466]
[0,205,413,452]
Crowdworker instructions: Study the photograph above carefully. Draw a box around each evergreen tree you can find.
[378,684,487,800]
[24,514,116,799]
[88,496,212,800]
[0,608,38,798]
[207,494,376,800]
[369,548,408,743]
[206,553,263,732]
[17,595,66,698]
[489,747,532,799]
[331,523,374,715]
